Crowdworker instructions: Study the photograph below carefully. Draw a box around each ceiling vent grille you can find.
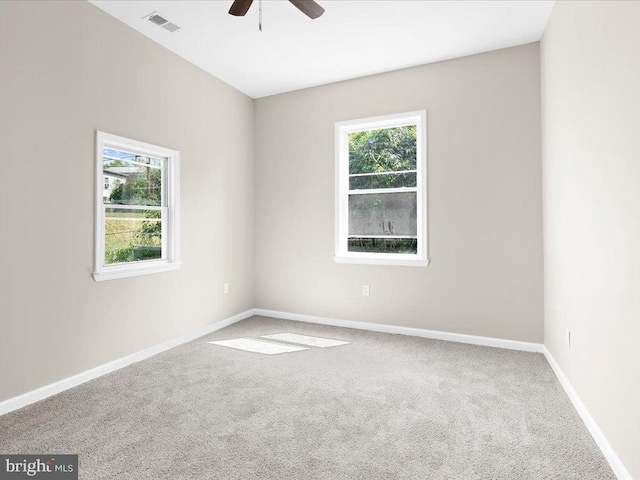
[162,22,181,33]
[145,12,181,33]
[148,14,168,26]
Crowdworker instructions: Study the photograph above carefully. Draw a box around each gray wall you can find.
[254,43,544,343]
[541,1,640,477]
[0,1,255,402]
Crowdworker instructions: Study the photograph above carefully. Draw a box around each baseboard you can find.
[2,308,629,479]
[0,309,255,417]
[255,308,629,478]
[253,308,544,353]
[543,348,631,480]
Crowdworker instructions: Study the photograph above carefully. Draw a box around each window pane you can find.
[103,148,163,206]
[348,125,416,175]
[348,238,418,254]
[349,192,417,237]
[349,171,417,190]
[104,208,162,265]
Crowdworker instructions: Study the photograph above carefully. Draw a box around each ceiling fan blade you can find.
[289,0,325,19]
[229,0,254,16]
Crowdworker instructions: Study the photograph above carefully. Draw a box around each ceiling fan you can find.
[229,0,325,20]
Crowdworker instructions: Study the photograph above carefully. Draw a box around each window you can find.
[334,111,428,266]
[93,132,180,281]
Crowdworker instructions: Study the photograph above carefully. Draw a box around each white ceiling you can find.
[90,0,555,99]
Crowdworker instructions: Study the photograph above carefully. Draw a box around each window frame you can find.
[334,111,428,267]
[93,131,181,282]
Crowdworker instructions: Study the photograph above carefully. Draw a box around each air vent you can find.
[148,14,168,26]
[162,22,181,33]
[145,12,181,33]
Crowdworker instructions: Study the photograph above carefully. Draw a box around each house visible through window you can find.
[335,111,428,266]
[93,132,180,281]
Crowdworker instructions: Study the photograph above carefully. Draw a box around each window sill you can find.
[333,256,429,267]
[93,261,182,282]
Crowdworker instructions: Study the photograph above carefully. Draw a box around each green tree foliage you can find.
[109,168,162,206]
[105,159,127,167]
[348,237,417,254]
[348,125,416,175]
[106,245,161,264]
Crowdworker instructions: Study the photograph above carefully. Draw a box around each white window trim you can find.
[334,111,429,267]
[93,131,181,282]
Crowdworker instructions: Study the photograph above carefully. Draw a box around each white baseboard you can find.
[0,309,254,417]
[253,308,544,353]
[1,307,629,480]
[0,308,541,419]
[543,348,631,480]
[256,308,629,478]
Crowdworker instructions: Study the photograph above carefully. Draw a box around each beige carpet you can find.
[0,316,615,479]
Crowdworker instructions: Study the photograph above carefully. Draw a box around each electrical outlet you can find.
[224,283,229,294]
[566,328,571,349]
[362,285,370,296]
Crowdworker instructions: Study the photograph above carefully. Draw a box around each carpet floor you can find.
[0,316,615,479]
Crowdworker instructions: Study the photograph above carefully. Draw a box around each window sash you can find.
[335,111,428,265]
[348,187,418,195]
[101,154,167,264]
[104,204,165,211]
[103,206,168,266]
[347,235,417,239]
[103,155,167,207]
[348,169,417,177]
[94,131,180,281]
[348,169,417,192]
[103,154,163,170]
